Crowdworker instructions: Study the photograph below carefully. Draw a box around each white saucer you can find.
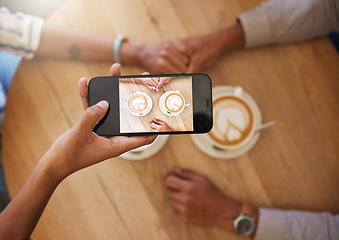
[127,91,153,117]
[159,91,184,116]
[119,135,169,160]
[190,86,262,160]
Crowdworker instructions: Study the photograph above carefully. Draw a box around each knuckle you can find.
[181,195,191,205]
[165,176,174,186]
[160,49,168,58]
[184,183,195,193]
[85,106,98,117]
[181,206,189,214]
[156,59,166,68]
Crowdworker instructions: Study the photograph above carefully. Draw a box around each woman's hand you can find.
[135,75,160,92]
[43,63,156,180]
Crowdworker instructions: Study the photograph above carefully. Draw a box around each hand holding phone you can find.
[88,73,213,136]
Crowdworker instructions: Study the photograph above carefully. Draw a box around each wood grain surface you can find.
[2,0,339,239]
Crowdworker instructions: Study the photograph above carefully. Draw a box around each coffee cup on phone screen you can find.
[159,91,190,116]
[127,91,152,116]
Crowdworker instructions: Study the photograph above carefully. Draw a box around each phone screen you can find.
[119,76,193,133]
[88,73,212,136]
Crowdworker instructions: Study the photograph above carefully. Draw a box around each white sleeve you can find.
[237,0,339,47]
[0,7,44,59]
[255,208,339,240]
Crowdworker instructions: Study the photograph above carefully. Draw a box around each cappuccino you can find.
[208,96,254,149]
[127,91,152,116]
[165,92,184,113]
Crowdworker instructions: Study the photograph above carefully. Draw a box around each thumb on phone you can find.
[76,100,109,133]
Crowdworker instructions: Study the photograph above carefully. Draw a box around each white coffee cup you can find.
[206,86,257,151]
[127,91,152,116]
[159,91,188,116]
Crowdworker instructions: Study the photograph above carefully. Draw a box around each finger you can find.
[156,79,165,89]
[153,119,165,125]
[165,55,187,73]
[173,167,206,181]
[148,77,159,86]
[110,63,121,76]
[171,40,189,65]
[141,72,150,75]
[75,100,109,132]
[78,77,89,110]
[166,189,186,203]
[169,199,186,213]
[165,174,189,191]
[187,56,200,73]
[150,123,161,132]
[110,135,156,153]
[164,41,189,72]
[147,85,157,92]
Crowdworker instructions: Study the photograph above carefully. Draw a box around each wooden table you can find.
[3,0,339,239]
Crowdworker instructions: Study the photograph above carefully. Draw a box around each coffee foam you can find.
[165,93,184,113]
[128,94,147,113]
[208,96,254,147]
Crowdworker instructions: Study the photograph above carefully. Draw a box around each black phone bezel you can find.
[88,73,213,136]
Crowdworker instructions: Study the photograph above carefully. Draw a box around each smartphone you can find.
[88,73,213,136]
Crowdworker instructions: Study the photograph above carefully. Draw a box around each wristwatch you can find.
[233,203,256,236]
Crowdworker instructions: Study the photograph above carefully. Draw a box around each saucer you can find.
[190,86,262,160]
[127,91,153,117]
[159,91,184,116]
[119,135,169,160]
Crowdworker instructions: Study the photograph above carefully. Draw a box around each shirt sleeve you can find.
[237,0,339,47]
[255,208,339,240]
[0,7,44,59]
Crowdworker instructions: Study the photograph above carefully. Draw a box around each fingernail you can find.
[97,100,108,109]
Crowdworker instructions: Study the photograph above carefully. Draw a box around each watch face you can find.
[235,218,254,235]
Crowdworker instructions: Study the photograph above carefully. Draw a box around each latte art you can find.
[208,96,254,147]
[128,94,148,113]
[165,93,184,113]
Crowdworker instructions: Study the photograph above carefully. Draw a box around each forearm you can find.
[238,0,339,47]
[214,23,245,53]
[255,208,339,240]
[0,155,61,240]
[36,23,114,61]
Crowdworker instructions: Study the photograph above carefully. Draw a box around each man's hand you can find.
[134,39,189,74]
[165,167,243,231]
[177,23,245,73]
[43,63,156,180]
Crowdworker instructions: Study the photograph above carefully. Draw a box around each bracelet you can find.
[131,78,136,84]
[113,35,127,64]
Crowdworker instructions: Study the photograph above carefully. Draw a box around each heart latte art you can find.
[208,96,254,147]
[128,93,148,114]
[165,93,184,113]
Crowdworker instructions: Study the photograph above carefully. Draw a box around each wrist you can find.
[216,23,245,53]
[120,40,146,66]
[216,200,242,231]
[36,154,65,188]
[233,203,259,239]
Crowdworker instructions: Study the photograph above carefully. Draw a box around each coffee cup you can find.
[206,86,257,151]
[127,91,152,116]
[159,91,188,116]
